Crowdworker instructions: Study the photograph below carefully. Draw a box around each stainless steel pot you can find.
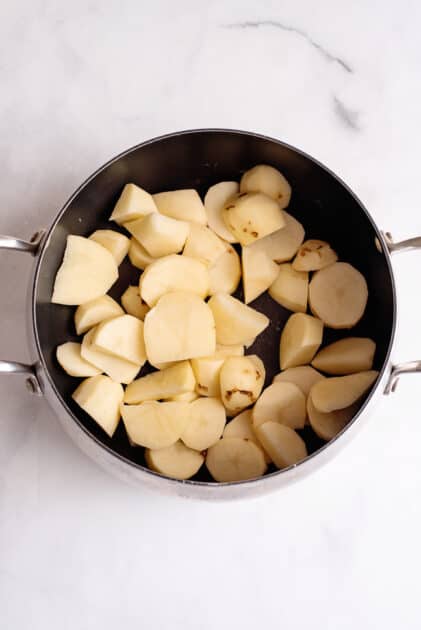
[1,129,420,500]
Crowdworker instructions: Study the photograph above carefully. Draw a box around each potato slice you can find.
[81,328,140,384]
[240,164,291,208]
[51,235,118,305]
[245,211,305,264]
[208,245,241,295]
[255,422,307,469]
[56,342,101,377]
[206,437,267,482]
[204,181,239,243]
[121,401,190,449]
[139,255,209,307]
[75,295,124,335]
[219,356,265,414]
[269,263,308,312]
[309,262,368,329]
[181,397,226,451]
[292,240,337,272]
[145,441,204,480]
[183,224,228,266]
[121,286,149,320]
[279,313,323,370]
[242,245,279,304]
[128,237,157,269]
[307,395,359,441]
[153,189,207,225]
[191,356,225,397]
[222,192,285,245]
[208,293,269,345]
[144,291,216,364]
[312,337,376,375]
[124,361,195,404]
[310,370,379,413]
[253,382,306,430]
[72,375,124,437]
[223,409,271,464]
[124,214,189,258]
[89,230,130,266]
[169,391,199,403]
[110,183,158,224]
[92,314,146,366]
[273,365,325,396]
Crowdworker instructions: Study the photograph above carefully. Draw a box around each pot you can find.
[1,129,419,500]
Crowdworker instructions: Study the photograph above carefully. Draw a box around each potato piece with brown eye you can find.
[292,240,337,272]
[204,181,239,243]
[222,192,285,245]
[242,245,279,304]
[255,422,307,469]
[245,211,305,264]
[240,165,291,208]
[72,375,124,437]
[208,245,241,296]
[127,237,158,270]
[252,382,306,430]
[191,356,225,397]
[269,263,308,313]
[279,313,323,370]
[312,337,376,375]
[124,214,189,258]
[307,395,360,441]
[206,438,267,482]
[139,255,209,307]
[181,397,226,451]
[89,230,130,266]
[153,189,207,225]
[219,356,265,415]
[109,183,158,225]
[145,442,204,480]
[310,370,379,413]
[121,286,150,320]
[208,293,269,346]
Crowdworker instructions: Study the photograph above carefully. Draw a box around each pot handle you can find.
[0,231,46,395]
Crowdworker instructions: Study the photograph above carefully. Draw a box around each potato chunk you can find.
[242,245,279,304]
[222,192,285,245]
[72,375,124,437]
[312,337,376,375]
[75,295,124,335]
[223,409,271,463]
[279,313,323,370]
[128,237,157,269]
[121,401,190,449]
[208,245,241,295]
[181,397,226,451]
[253,382,306,430]
[89,230,130,265]
[240,164,291,208]
[153,189,207,224]
[204,181,239,242]
[292,240,337,271]
[273,365,325,396]
[183,224,228,266]
[310,370,379,413]
[307,395,359,441]
[145,441,204,480]
[121,286,149,320]
[124,214,189,258]
[92,314,146,366]
[110,183,157,224]
[81,328,140,384]
[269,263,308,312]
[206,438,267,482]
[208,293,269,345]
[191,356,225,397]
[244,211,305,264]
[124,361,195,404]
[220,356,265,414]
[56,342,101,377]
[255,422,307,469]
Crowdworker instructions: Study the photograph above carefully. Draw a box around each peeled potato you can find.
[279,313,323,370]
[273,365,325,396]
[292,240,337,272]
[92,314,146,366]
[139,254,209,307]
[245,211,305,264]
[128,237,157,269]
[51,235,118,305]
[255,422,307,469]
[215,344,244,358]
[144,291,216,364]
[153,189,207,225]
[75,295,124,335]
[121,286,149,320]
[121,401,190,449]
[89,229,130,266]
[204,181,239,243]
[124,214,189,258]
[181,397,226,451]
[208,293,269,345]
[110,183,158,224]
[208,245,241,295]
[56,342,101,377]
[220,356,265,414]
[145,441,204,480]
[183,224,228,266]
[124,361,195,404]
[310,370,379,413]
[309,262,368,329]
[242,245,279,304]
[222,192,285,245]
[191,356,225,397]
[206,437,267,482]
[253,382,306,430]
[81,327,140,384]
[72,375,124,437]
[307,395,359,441]
[169,391,199,403]
[223,409,271,464]
[269,263,308,312]
[240,164,291,208]
[312,337,376,375]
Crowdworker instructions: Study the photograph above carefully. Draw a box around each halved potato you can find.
[222,192,285,245]
[124,214,189,258]
[81,327,140,384]
[242,245,279,303]
[92,314,146,366]
[309,262,368,329]
[89,229,130,266]
[51,235,118,305]
[255,422,307,469]
[292,240,337,272]
[124,361,195,404]
[204,181,239,243]
[144,291,216,363]
[208,245,241,295]
[279,313,323,370]
[121,401,190,449]
[72,375,124,437]
[153,189,207,225]
[183,224,228,266]
[310,370,379,413]
[208,293,269,345]
[240,164,291,208]
[191,355,225,397]
[244,211,305,264]
[223,409,271,463]
[139,255,209,307]
[269,263,308,312]
[145,441,204,480]
[128,237,157,269]
[56,342,101,377]
[273,365,325,396]
[181,397,226,451]
[121,286,149,320]
[307,395,359,441]
[110,183,158,224]
[253,382,306,430]
[75,295,124,335]
[219,356,265,414]
[206,437,267,482]
[312,337,376,375]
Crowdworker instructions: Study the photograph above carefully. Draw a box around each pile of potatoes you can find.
[52,164,378,483]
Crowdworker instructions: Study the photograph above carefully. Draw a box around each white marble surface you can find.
[2,1,421,628]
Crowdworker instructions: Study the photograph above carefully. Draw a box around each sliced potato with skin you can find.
[223,409,271,464]
[310,370,379,413]
[307,395,359,441]
[89,230,130,266]
[245,211,305,264]
[242,245,279,304]
[81,327,140,384]
[255,422,307,469]
[206,437,267,482]
[312,337,376,375]
[309,262,368,329]
[220,356,265,414]
[139,255,209,307]
[153,189,207,225]
[222,192,285,246]
[208,245,241,296]
[72,375,124,437]
[144,291,216,364]
[75,295,124,335]
[240,164,292,208]
[110,183,158,225]
[145,441,204,480]
[204,181,239,243]
[183,224,228,266]
[124,214,189,258]
[181,397,226,451]
[128,237,157,269]
[121,286,149,320]
[280,313,323,370]
[269,263,308,313]
[292,240,337,272]
[124,361,195,404]
[92,314,146,366]
[121,401,190,449]
[274,365,325,396]
[56,342,101,377]
[51,235,118,305]
[208,293,269,345]
[253,382,306,430]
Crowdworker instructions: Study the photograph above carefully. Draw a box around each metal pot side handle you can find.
[0,231,45,395]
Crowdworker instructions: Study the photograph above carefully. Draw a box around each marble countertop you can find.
[2,1,421,628]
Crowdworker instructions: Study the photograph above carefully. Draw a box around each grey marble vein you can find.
[222,21,352,74]
[333,96,360,131]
